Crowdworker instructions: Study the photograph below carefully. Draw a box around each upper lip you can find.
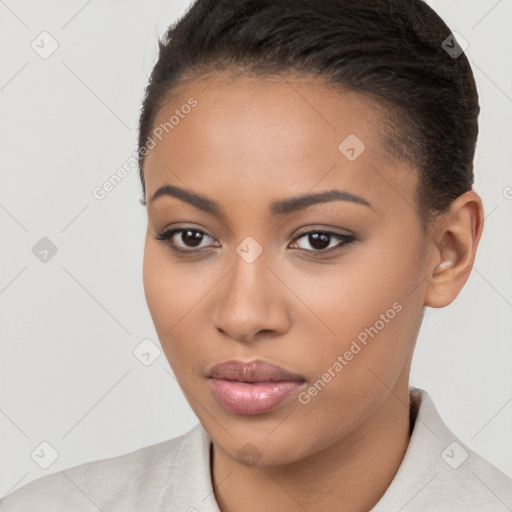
[208,359,306,383]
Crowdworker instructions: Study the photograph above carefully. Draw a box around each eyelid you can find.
[292,225,353,238]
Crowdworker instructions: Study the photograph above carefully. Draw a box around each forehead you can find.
[144,74,416,214]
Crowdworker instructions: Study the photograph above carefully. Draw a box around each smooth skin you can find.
[142,73,484,512]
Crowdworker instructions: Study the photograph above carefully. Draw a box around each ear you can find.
[424,190,484,308]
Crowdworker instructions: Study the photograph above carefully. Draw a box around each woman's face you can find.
[142,74,435,465]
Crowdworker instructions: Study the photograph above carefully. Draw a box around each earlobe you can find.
[424,190,484,308]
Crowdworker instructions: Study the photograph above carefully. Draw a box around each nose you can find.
[212,250,292,344]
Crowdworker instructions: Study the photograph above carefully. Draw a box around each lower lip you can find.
[209,378,304,415]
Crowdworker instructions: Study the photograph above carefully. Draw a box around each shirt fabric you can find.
[1,387,511,511]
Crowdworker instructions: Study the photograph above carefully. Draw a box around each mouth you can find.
[208,359,306,382]
[207,359,306,415]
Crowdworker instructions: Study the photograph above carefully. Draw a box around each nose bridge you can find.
[213,241,289,341]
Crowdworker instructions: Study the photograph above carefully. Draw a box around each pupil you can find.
[309,232,330,250]
[182,230,203,247]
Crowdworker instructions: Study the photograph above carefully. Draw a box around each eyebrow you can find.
[149,184,373,215]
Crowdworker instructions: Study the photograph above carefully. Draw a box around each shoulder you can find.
[374,387,512,512]
[416,437,512,511]
[0,427,195,511]
[433,433,512,511]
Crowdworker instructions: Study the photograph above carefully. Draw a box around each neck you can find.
[212,384,412,512]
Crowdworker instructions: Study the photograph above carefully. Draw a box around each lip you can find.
[208,359,306,415]
[208,359,306,382]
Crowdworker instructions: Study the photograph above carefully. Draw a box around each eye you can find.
[156,227,219,253]
[156,227,356,257]
[289,230,356,253]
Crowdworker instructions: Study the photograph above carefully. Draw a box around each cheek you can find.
[143,239,201,327]
[281,246,424,452]
[142,238,215,368]
[286,231,425,379]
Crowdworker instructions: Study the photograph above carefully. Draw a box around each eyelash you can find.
[155,227,357,258]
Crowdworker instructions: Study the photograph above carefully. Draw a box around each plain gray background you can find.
[1,0,511,497]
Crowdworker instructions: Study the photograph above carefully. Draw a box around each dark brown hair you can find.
[137,0,479,226]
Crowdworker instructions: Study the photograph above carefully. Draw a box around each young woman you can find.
[2,0,510,510]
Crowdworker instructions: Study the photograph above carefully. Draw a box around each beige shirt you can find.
[1,387,511,511]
